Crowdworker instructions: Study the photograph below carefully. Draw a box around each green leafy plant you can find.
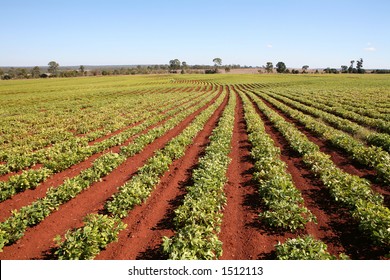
[275,235,349,260]
[54,214,126,260]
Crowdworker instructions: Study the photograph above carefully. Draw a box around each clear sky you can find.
[1,0,389,68]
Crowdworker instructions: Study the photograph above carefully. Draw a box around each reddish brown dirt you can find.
[253,92,390,207]
[0,92,214,223]
[219,90,284,259]
[0,92,207,183]
[96,89,228,260]
[1,83,388,261]
[246,91,387,259]
[87,92,209,147]
[0,89,223,260]
[0,164,44,182]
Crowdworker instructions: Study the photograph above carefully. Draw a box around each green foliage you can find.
[163,90,235,260]
[241,92,316,232]
[275,62,287,73]
[106,92,225,218]
[275,235,349,260]
[162,225,222,260]
[353,201,390,247]
[54,89,226,258]
[246,90,390,249]
[0,168,53,202]
[0,153,124,250]
[55,214,126,260]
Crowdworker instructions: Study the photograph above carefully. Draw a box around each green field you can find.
[0,74,389,260]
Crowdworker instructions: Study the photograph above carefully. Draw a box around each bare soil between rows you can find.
[245,90,388,259]
[96,87,229,260]
[255,91,390,208]
[0,88,223,260]
[1,83,388,260]
[0,91,213,223]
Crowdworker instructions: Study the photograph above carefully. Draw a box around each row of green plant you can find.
[239,91,316,231]
[247,92,390,249]
[106,92,226,218]
[236,85,341,259]
[0,91,215,202]
[0,89,220,252]
[0,89,204,175]
[162,92,235,260]
[274,85,390,121]
[275,235,348,260]
[263,90,390,153]
[0,152,125,252]
[53,88,227,259]
[255,91,390,184]
[266,86,390,134]
[0,88,147,156]
[0,168,53,201]
[0,83,204,165]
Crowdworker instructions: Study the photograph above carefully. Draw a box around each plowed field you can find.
[1,74,389,260]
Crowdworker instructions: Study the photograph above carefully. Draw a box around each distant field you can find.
[0,74,389,260]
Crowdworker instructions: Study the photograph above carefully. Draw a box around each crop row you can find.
[275,235,348,260]
[264,87,390,134]
[246,91,390,249]
[272,86,390,121]
[1,90,142,154]
[54,90,227,259]
[254,91,390,184]
[0,84,205,162]
[262,90,390,153]
[0,89,219,252]
[0,91,215,202]
[0,89,206,175]
[162,91,236,260]
[239,90,316,232]
[234,86,342,259]
[246,82,390,120]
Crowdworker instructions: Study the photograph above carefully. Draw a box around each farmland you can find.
[0,74,389,260]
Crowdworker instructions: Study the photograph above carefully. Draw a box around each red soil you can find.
[96,88,228,260]
[219,89,284,259]
[246,92,387,259]
[0,88,222,260]
[256,93,390,208]
[0,82,388,261]
[0,92,205,183]
[0,91,212,223]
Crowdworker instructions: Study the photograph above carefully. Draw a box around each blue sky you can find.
[1,0,389,68]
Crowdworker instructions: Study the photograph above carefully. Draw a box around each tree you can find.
[7,67,16,79]
[169,59,181,72]
[348,60,355,73]
[341,65,348,73]
[356,58,364,73]
[323,68,339,74]
[31,66,41,78]
[213,58,222,67]
[79,65,85,76]
[225,66,231,73]
[212,58,222,73]
[265,62,273,73]
[16,68,28,79]
[48,61,59,76]
[275,62,286,73]
[302,65,309,73]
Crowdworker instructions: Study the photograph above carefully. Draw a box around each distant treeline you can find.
[371,69,390,74]
[1,63,389,80]
[0,63,245,80]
